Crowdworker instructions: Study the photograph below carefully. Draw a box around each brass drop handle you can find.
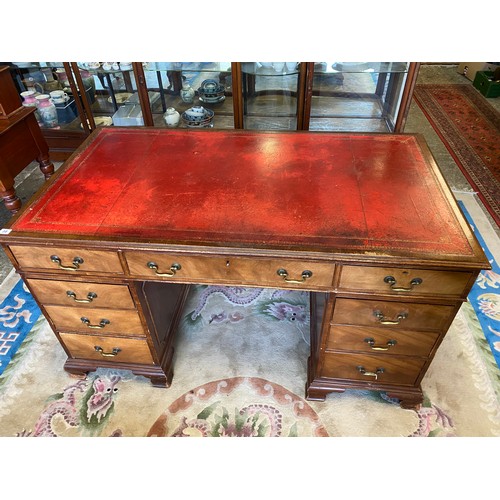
[277,268,313,284]
[384,275,422,292]
[94,346,121,357]
[374,310,408,325]
[51,255,84,271]
[364,337,397,351]
[147,261,181,277]
[81,317,110,329]
[67,291,97,303]
[357,366,385,380]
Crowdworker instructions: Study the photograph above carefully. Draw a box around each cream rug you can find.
[0,280,499,438]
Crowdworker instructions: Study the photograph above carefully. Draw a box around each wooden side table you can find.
[0,65,54,214]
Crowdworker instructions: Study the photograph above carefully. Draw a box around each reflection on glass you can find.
[309,61,409,132]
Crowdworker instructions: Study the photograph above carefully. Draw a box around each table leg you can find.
[36,152,55,180]
[0,186,21,213]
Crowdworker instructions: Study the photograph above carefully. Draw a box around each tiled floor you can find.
[0,64,498,282]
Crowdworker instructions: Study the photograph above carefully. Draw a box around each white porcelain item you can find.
[50,90,69,104]
[184,106,206,120]
[163,107,180,127]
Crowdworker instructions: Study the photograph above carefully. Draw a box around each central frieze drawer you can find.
[26,279,136,309]
[332,298,456,331]
[9,245,123,274]
[60,333,154,364]
[339,265,472,297]
[44,305,145,336]
[326,325,440,357]
[320,352,426,386]
[125,251,335,289]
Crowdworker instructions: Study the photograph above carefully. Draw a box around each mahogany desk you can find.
[0,128,489,409]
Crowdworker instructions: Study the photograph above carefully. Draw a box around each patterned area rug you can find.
[0,283,499,439]
[0,270,41,375]
[459,200,500,370]
[413,84,500,226]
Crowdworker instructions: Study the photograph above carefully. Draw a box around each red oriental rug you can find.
[413,84,500,227]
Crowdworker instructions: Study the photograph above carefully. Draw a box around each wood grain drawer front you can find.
[339,265,472,297]
[125,252,335,289]
[332,298,455,331]
[26,279,136,309]
[59,333,154,364]
[44,305,145,336]
[326,325,440,357]
[321,352,425,386]
[9,246,123,274]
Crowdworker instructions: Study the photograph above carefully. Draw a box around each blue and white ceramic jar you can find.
[180,83,195,103]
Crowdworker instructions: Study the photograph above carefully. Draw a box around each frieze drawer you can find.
[125,251,335,289]
[44,305,145,336]
[339,265,472,297]
[320,352,426,386]
[60,333,154,364]
[326,325,440,357]
[332,298,456,331]
[26,278,136,309]
[9,245,124,275]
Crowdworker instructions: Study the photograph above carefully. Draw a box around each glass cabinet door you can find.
[306,62,411,132]
[74,62,144,130]
[239,62,303,130]
[139,62,234,129]
[8,62,88,132]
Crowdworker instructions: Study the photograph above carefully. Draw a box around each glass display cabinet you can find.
[4,62,420,159]
[6,62,89,159]
[238,62,307,130]
[303,62,420,132]
[73,62,236,131]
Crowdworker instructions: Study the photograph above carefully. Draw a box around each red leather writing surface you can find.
[12,128,473,256]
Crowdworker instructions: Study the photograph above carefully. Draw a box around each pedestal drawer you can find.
[339,265,472,297]
[320,352,426,386]
[125,251,335,289]
[332,298,456,331]
[9,245,123,274]
[60,333,154,364]
[26,279,136,309]
[45,305,145,336]
[326,325,440,357]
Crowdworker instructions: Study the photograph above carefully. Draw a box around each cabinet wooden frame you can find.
[8,62,420,158]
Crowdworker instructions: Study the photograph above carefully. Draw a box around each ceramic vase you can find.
[180,83,195,103]
[21,90,43,125]
[21,90,38,108]
[35,94,58,128]
[163,107,181,127]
